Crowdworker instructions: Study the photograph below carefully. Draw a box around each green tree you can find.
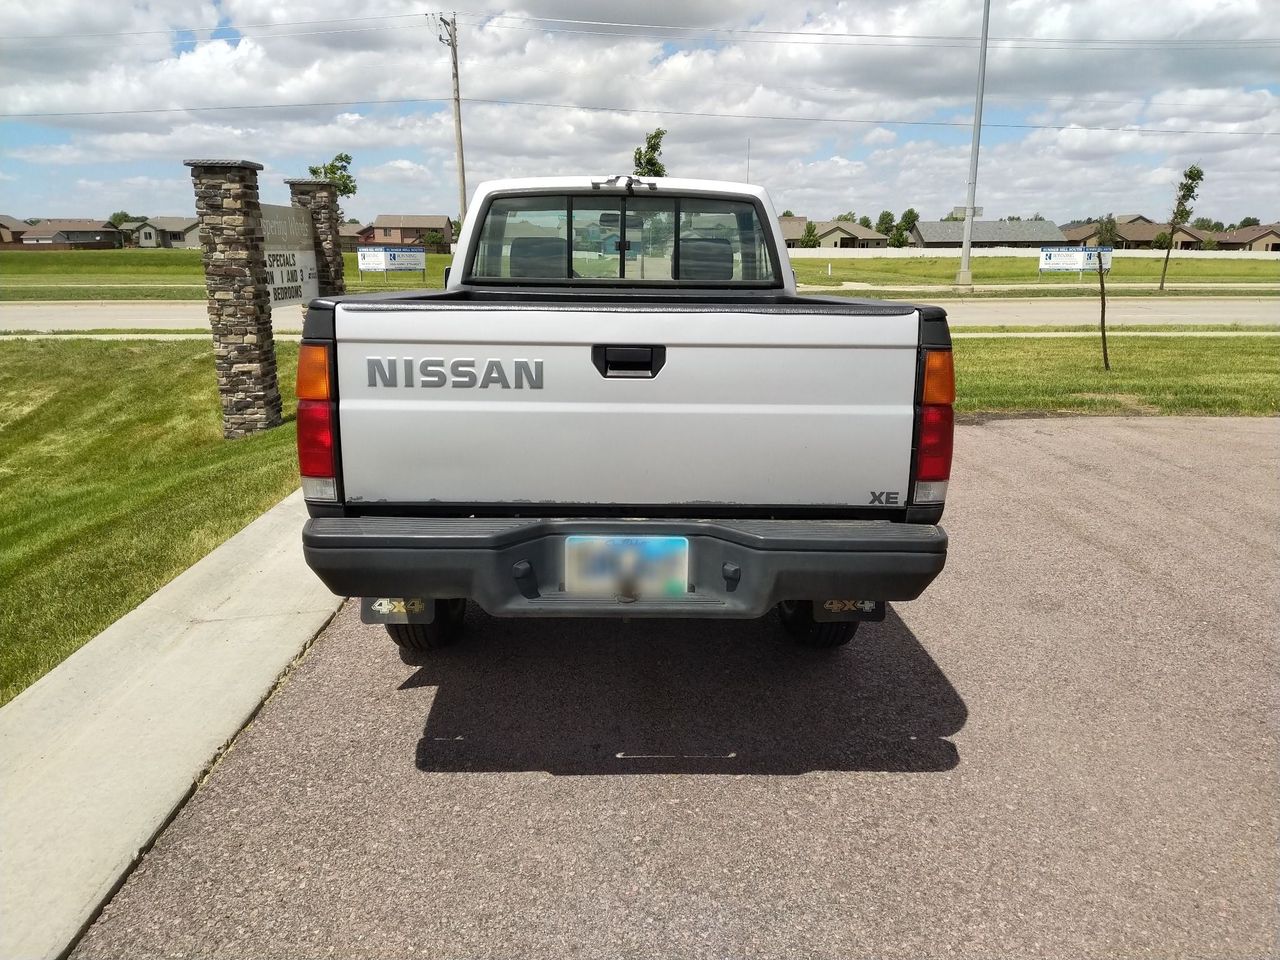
[1159,163,1204,290]
[833,210,857,222]
[1094,215,1119,371]
[1003,214,1022,222]
[1200,237,1220,250]
[858,215,872,229]
[308,152,357,218]
[1238,215,1261,228]
[1152,231,1172,250]
[1029,213,1046,221]
[875,210,895,235]
[1192,216,1225,232]
[780,209,795,217]
[798,222,820,248]
[422,230,444,249]
[941,211,964,222]
[898,207,919,234]
[108,211,146,227]
[632,127,667,177]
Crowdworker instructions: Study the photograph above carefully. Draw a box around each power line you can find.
[2,94,1275,137]
[454,13,1280,51]
[0,12,429,41]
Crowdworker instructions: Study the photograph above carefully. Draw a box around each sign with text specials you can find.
[261,204,319,306]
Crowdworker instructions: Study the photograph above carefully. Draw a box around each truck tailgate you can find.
[334,304,919,508]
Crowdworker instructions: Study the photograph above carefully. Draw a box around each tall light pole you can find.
[956,0,992,286]
[438,12,468,222]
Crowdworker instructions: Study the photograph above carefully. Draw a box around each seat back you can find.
[509,236,567,278]
[678,238,734,280]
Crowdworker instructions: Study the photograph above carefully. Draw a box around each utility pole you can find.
[956,0,992,286]
[437,12,468,222]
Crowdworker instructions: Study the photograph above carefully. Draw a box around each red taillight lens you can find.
[297,398,334,478]
[917,403,954,482]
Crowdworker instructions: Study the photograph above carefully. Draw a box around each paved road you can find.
[73,418,1279,959]
[0,297,1276,331]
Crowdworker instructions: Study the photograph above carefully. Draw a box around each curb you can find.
[0,491,343,960]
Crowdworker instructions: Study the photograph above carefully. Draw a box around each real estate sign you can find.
[358,246,427,273]
[261,204,319,307]
[1039,246,1113,273]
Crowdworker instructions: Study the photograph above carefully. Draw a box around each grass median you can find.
[0,339,301,706]
[0,333,1276,703]
[792,255,1279,287]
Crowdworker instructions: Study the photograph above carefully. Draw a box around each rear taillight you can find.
[914,349,954,504]
[297,343,337,501]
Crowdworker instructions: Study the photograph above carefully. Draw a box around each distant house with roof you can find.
[1064,221,1206,250]
[0,214,29,243]
[814,220,888,248]
[338,222,372,252]
[910,220,1068,249]
[369,214,453,249]
[776,216,888,249]
[1213,222,1280,252]
[131,216,200,249]
[20,219,121,248]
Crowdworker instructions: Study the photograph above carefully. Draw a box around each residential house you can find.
[0,214,29,243]
[20,219,121,248]
[1213,223,1280,252]
[116,220,147,246]
[778,216,810,248]
[813,220,888,248]
[1064,221,1207,250]
[338,222,372,252]
[133,216,199,249]
[910,220,1067,248]
[368,214,453,250]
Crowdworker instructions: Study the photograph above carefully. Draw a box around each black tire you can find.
[776,600,859,648]
[386,599,467,662]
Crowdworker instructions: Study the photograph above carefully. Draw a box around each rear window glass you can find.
[468,194,778,284]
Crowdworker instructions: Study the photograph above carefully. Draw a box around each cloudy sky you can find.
[1,0,1277,226]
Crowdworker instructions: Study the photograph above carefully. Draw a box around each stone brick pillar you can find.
[285,178,346,296]
[184,159,282,438]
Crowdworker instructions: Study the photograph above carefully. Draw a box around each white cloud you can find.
[0,0,1277,222]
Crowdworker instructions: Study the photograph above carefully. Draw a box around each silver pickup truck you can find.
[297,176,953,660]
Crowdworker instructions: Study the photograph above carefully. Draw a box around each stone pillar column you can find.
[285,178,346,296]
[184,159,282,439]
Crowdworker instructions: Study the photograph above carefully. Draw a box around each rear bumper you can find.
[302,517,947,618]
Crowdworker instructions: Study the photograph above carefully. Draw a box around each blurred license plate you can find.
[564,536,689,597]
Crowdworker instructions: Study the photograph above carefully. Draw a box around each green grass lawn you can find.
[4,249,1276,301]
[792,255,1280,287]
[955,335,1280,415]
[0,333,1275,703]
[0,339,301,706]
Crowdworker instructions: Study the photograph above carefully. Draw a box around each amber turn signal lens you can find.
[296,343,331,400]
[922,349,955,405]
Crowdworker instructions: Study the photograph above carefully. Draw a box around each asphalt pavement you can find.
[73,417,1279,959]
[0,296,1277,331]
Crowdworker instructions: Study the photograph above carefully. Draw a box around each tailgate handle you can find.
[592,344,666,379]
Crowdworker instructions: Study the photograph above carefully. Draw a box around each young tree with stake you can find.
[1094,215,1119,371]
[1158,163,1204,291]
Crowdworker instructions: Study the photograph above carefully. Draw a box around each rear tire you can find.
[386,599,467,663]
[776,600,858,648]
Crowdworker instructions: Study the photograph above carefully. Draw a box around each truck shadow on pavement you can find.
[405,606,965,776]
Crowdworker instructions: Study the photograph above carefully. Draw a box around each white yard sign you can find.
[1040,246,1113,274]
[261,204,319,307]
[358,245,427,277]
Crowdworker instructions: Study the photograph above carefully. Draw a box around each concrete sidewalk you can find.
[0,491,342,960]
